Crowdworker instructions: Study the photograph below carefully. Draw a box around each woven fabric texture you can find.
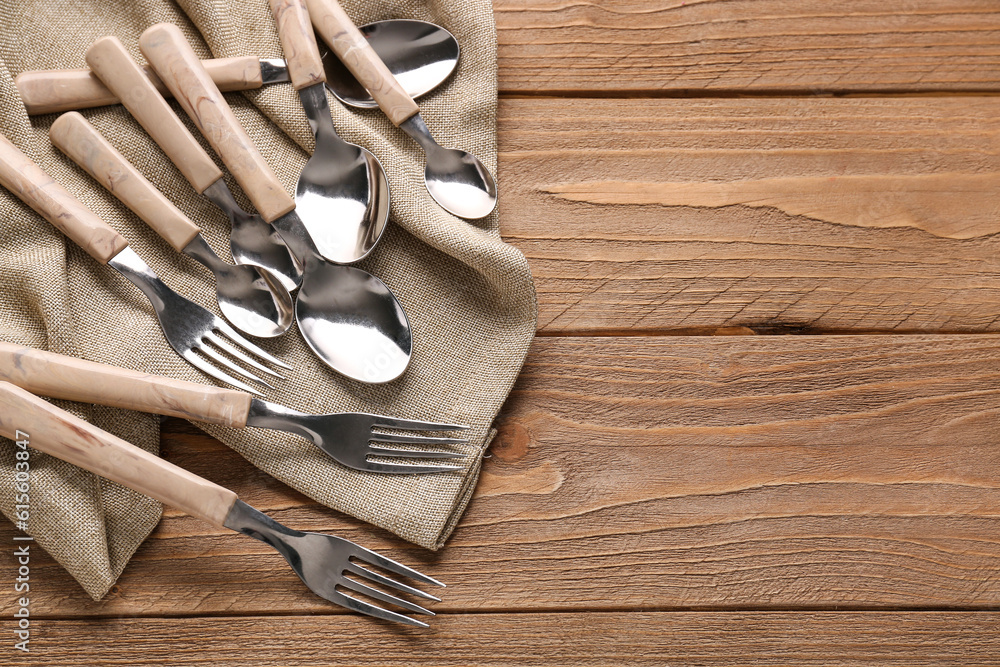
[0,0,535,600]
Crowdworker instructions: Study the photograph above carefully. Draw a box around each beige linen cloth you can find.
[0,0,535,599]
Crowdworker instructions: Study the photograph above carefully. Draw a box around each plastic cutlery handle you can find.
[306,0,418,125]
[140,23,295,223]
[0,133,127,263]
[86,36,225,195]
[268,0,326,90]
[0,341,253,428]
[50,112,201,253]
[0,381,238,527]
[15,57,265,116]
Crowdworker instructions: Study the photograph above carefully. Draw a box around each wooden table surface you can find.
[7,2,1000,664]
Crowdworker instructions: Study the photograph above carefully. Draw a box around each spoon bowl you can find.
[182,234,295,338]
[210,180,304,292]
[295,86,390,264]
[214,263,295,338]
[273,213,412,383]
[295,260,411,383]
[322,20,460,109]
[424,145,498,220]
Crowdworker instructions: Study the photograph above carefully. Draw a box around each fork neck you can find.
[223,499,303,552]
[246,398,315,439]
[106,246,176,312]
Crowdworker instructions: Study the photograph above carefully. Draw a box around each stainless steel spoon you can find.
[86,36,304,293]
[309,0,498,220]
[51,112,295,338]
[141,22,412,383]
[14,20,459,116]
[270,0,389,266]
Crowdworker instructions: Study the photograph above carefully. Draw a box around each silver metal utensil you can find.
[0,342,470,474]
[86,36,304,293]
[269,0,389,265]
[309,0,497,220]
[140,23,412,383]
[0,134,289,392]
[50,112,295,339]
[15,20,459,115]
[0,382,445,627]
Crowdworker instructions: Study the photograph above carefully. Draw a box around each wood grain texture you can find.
[308,0,418,124]
[498,97,1000,334]
[0,383,237,527]
[8,612,1000,667]
[0,342,253,428]
[0,133,127,263]
[269,0,326,90]
[50,112,201,252]
[86,35,225,195]
[15,57,264,116]
[10,335,1000,617]
[494,0,1000,94]
[139,23,295,221]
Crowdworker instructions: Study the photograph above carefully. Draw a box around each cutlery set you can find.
[0,0,492,627]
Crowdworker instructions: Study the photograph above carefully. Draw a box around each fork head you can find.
[246,400,471,473]
[224,500,444,627]
[107,247,290,393]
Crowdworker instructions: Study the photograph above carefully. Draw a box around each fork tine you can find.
[367,445,466,460]
[182,349,264,394]
[373,417,471,432]
[364,462,465,474]
[211,319,291,370]
[349,545,446,589]
[196,344,274,389]
[339,578,435,616]
[205,329,283,379]
[336,593,430,628]
[370,433,469,447]
[346,562,441,602]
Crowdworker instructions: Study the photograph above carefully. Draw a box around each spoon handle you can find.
[0,341,254,428]
[307,0,418,126]
[0,133,127,264]
[140,23,295,223]
[50,112,201,253]
[268,0,326,90]
[85,36,225,196]
[0,381,238,527]
[15,58,265,116]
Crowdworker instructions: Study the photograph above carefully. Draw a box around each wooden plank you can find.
[7,334,1000,617]
[11,612,1000,667]
[498,97,1000,334]
[495,0,1000,94]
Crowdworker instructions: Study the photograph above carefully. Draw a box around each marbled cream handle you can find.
[268,0,326,90]
[306,0,418,125]
[140,23,295,223]
[86,36,224,195]
[0,133,127,264]
[0,341,253,428]
[0,381,238,527]
[15,57,264,116]
[50,112,201,253]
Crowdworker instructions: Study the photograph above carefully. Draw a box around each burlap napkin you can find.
[0,0,536,600]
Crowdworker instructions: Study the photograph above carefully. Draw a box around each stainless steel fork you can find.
[0,342,469,474]
[0,133,288,393]
[0,381,444,627]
